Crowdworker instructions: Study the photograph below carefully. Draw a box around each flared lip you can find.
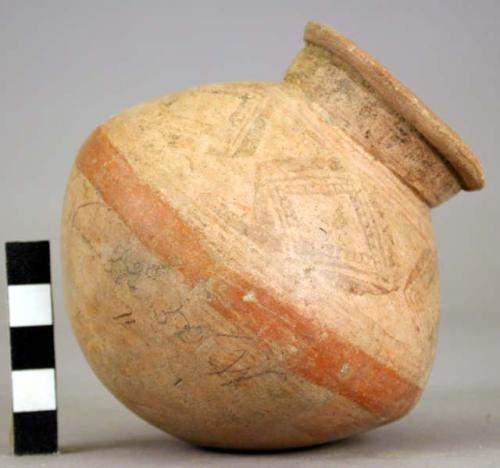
[304,22,485,191]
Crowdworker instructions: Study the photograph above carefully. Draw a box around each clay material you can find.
[61,22,485,450]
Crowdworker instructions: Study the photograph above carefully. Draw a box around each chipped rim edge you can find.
[304,21,485,191]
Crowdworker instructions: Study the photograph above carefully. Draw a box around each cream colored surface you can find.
[63,167,381,449]
[58,22,480,450]
[101,80,439,387]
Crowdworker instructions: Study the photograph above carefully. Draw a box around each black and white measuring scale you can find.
[5,241,58,455]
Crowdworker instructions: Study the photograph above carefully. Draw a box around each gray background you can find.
[0,1,498,466]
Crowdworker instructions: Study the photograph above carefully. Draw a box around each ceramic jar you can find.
[61,22,484,450]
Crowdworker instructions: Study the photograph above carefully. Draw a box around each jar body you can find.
[62,81,439,450]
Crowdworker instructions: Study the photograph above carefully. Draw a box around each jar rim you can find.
[304,22,485,191]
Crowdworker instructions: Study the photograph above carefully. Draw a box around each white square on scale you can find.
[8,284,53,327]
[11,368,57,413]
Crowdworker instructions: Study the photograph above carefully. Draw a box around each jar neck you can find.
[284,44,462,207]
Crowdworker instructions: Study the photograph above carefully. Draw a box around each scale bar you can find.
[5,241,58,455]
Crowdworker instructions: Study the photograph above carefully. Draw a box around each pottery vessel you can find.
[62,22,485,450]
